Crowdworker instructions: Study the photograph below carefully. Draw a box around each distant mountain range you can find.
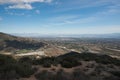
[10,33,120,38]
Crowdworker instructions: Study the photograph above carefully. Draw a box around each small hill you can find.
[0,32,46,52]
[0,32,17,40]
[31,52,120,80]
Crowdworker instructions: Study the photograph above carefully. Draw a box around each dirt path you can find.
[14,51,45,57]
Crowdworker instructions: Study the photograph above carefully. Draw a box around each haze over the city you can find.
[0,0,120,34]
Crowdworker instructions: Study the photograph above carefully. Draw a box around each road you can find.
[15,51,46,57]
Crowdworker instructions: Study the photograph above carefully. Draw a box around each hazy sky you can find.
[0,0,120,34]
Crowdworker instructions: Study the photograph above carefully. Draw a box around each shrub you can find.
[35,70,55,80]
[60,57,81,68]
[72,69,90,80]
[0,54,34,79]
[110,71,120,77]
[32,57,58,67]
[15,63,34,77]
[42,62,51,67]
[18,57,32,64]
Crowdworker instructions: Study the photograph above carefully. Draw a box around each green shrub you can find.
[72,69,90,80]
[110,71,120,77]
[19,57,32,64]
[32,57,58,67]
[60,57,81,68]
[0,54,34,79]
[42,62,51,67]
[35,70,55,80]
[15,63,34,77]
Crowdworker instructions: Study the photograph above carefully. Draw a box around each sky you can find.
[0,0,120,34]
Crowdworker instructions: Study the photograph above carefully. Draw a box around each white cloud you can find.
[54,0,120,13]
[6,12,25,16]
[8,3,33,10]
[0,0,52,9]
[0,0,52,4]
[44,15,97,26]
[35,10,40,14]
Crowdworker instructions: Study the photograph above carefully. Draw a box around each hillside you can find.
[0,32,46,53]
[0,52,120,80]
[0,32,69,56]
[0,32,17,40]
